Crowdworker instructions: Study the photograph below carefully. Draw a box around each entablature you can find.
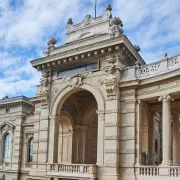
[31,36,144,72]
[0,96,34,108]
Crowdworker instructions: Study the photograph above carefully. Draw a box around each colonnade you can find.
[159,94,180,166]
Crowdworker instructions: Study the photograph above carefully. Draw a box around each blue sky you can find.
[0,0,180,98]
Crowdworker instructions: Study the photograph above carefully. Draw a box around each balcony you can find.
[46,163,97,179]
[135,165,180,180]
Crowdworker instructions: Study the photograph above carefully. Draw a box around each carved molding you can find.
[0,122,15,134]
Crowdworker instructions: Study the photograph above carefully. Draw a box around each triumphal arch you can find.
[0,4,180,180]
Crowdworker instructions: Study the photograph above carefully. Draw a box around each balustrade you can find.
[47,163,97,179]
[136,56,180,79]
[170,167,180,177]
[136,166,180,179]
[139,166,159,176]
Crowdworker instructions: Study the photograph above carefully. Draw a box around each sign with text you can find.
[58,62,99,78]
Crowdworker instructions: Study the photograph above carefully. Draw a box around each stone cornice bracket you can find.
[158,94,174,102]
[103,55,122,97]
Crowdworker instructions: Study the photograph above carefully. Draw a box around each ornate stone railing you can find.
[46,163,97,179]
[136,166,180,179]
[170,167,180,177]
[121,55,180,82]
[136,55,180,79]
[139,166,159,176]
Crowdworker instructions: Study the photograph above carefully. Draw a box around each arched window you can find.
[3,134,11,162]
[28,137,33,163]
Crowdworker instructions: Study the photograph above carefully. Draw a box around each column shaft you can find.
[159,95,172,166]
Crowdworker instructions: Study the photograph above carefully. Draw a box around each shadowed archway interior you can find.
[54,90,98,164]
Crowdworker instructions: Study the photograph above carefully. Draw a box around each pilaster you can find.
[48,116,56,164]
[12,115,25,178]
[96,110,105,165]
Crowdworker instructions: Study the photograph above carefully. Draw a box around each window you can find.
[3,134,11,162]
[28,137,33,163]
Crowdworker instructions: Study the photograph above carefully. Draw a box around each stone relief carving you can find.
[39,70,52,106]
[69,74,85,89]
[103,55,122,96]
[40,70,51,95]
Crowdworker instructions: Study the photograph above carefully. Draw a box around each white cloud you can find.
[112,0,180,62]
[0,0,180,97]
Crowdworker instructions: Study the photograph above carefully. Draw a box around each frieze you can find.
[58,62,99,78]
[137,78,180,96]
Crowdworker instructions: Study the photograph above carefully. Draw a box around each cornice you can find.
[0,96,34,108]
[30,36,143,70]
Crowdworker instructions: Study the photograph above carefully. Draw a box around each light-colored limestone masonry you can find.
[0,4,180,180]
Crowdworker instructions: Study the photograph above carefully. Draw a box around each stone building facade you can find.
[0,4,180,180]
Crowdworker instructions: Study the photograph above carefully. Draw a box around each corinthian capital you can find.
[158,94,174,102]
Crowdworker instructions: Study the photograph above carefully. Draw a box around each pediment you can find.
[0,122,15,132]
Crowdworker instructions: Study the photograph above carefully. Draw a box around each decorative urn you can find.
[47,37,57,46]
[110,17,123,27]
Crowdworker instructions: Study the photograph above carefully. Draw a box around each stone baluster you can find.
[158,94,173,166]
[172,109,180,165]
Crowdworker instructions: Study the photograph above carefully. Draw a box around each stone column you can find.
[159,94,173,166]
[48,116,56,163]
[172,110,180,165]
[96,110,105,165]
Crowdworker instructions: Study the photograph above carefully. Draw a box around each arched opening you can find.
[55,89,98,164]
